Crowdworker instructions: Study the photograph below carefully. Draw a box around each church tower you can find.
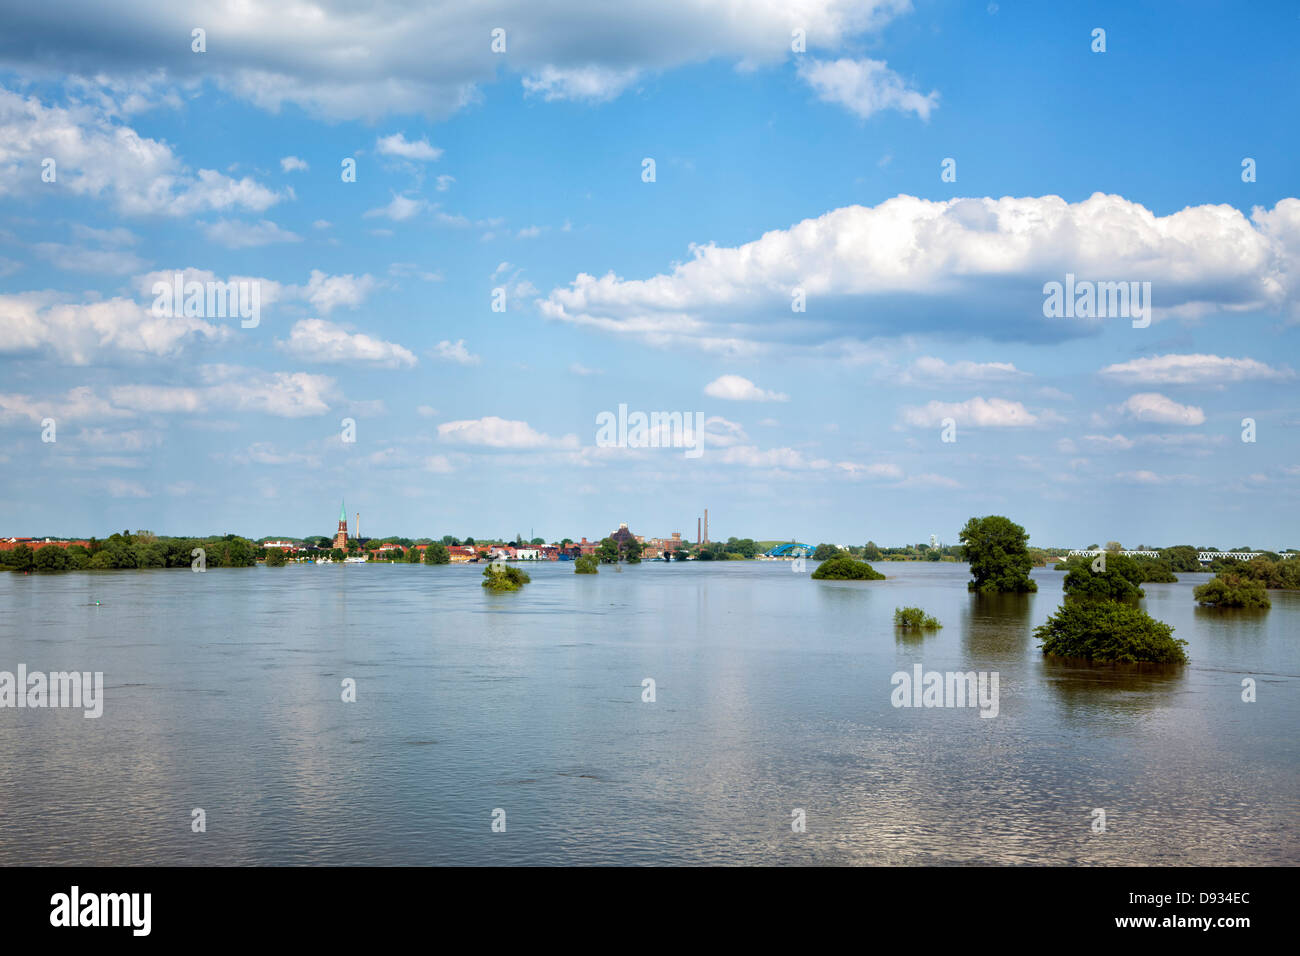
[334,501,348,550]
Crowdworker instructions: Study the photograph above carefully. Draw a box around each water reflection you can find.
[960,591,1034,661]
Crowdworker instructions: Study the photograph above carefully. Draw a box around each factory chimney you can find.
[704,508,708,544]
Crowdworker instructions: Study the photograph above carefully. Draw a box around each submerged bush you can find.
[574,555,598,574]
[1193,574,1271,608]
[894,607,941,629]
[1035,600,1187,664]
[482,564,531,592]
[811,555,885,580]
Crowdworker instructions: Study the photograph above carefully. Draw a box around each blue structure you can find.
[765,543,812,557]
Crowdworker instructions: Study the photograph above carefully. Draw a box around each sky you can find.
[0,0,1297,548]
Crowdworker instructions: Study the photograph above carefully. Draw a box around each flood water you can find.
[0,560,1295,865]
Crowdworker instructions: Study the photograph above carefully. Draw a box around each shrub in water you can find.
[1035,600,1187,664]
[574,555,598,574]
[1193,574,1270,608]
[482,564,530,592]
[894,607,941,629]
[811,555,885,580]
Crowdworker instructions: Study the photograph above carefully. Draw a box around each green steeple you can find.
[340,500,346,522]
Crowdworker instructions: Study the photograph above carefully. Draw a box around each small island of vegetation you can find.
[574,555,598,574]
[811,555,885,580]
[482,564,530,592]
[1035,600,1187,664]
[894,607,941,629]
[1193,573,1271,608]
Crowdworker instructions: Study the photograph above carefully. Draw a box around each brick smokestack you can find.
[704,508,708,544]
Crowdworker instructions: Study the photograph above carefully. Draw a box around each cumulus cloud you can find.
[703,374,789,402]
[1117,392,1206,426]
[203,219,302,248]
[376,133,443,161]
[899,397,1039,428]
[1099,353,1293,386]
[278,319,417,368]
[0,291,229,364]
[0,2,914,120]
[540,194,1300,352]
[0,87,282,215]
[110,366,336,418]
[432,339,481,366]
[280,156,309,172]
[438,416,578,449]
[797,57,938,120]
[364,194,428,221]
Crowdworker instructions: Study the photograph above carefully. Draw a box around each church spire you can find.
[340,500,347,522]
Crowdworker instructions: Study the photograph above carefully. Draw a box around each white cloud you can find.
[438,416,578,449]
[1082,434,1137,450]
[900,397,1039,428]
[0,2,914,121]
[435,174,455,192]
[376,133,443,161]
[203,219,302,248]
[704,374,789,402]
[1099,353,1293,386]
[797,57,938,121]
[33,242,148,274]
[111,366,336,418]
[279,319,417,368]
[364,194,428,221]
[1117,470,1196,485]
[432,339,481,366]
[0,87,282,216]
[540,194,1300,352]
[280,156,309,172]
[1117,392,1205,426]
[0,292,229,364]
[522,65,641,102]
[893,356,1028,386]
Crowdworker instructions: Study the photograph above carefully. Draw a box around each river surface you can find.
[0,561,1295,865]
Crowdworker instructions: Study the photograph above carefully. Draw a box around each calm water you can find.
[0,561,1296,865]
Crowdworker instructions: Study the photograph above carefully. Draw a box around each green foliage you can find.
[1162,545,1203,572]
[424,542,450,565]
[811,555,885,580]
[862,540,883,561]
[624,537,643,564]
[265,548,287,567]
[1061,554,1146,601]
[1035,601,1187,663]
[574,555,598,574]
[959,515,1037,593]
[1194,574,1271,608]
[482,564,530,592]
[894,607,941,629]
[811,543,844,561]
[597,538,620,564]
[724,537,759,559]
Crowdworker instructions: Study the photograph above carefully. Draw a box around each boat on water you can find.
[343,555,367,564]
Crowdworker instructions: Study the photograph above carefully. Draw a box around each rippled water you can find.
[0,561,1295,865]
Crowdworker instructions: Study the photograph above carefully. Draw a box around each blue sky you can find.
[1,0,1297,547]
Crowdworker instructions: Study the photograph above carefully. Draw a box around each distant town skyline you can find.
[1,2,1296,546]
